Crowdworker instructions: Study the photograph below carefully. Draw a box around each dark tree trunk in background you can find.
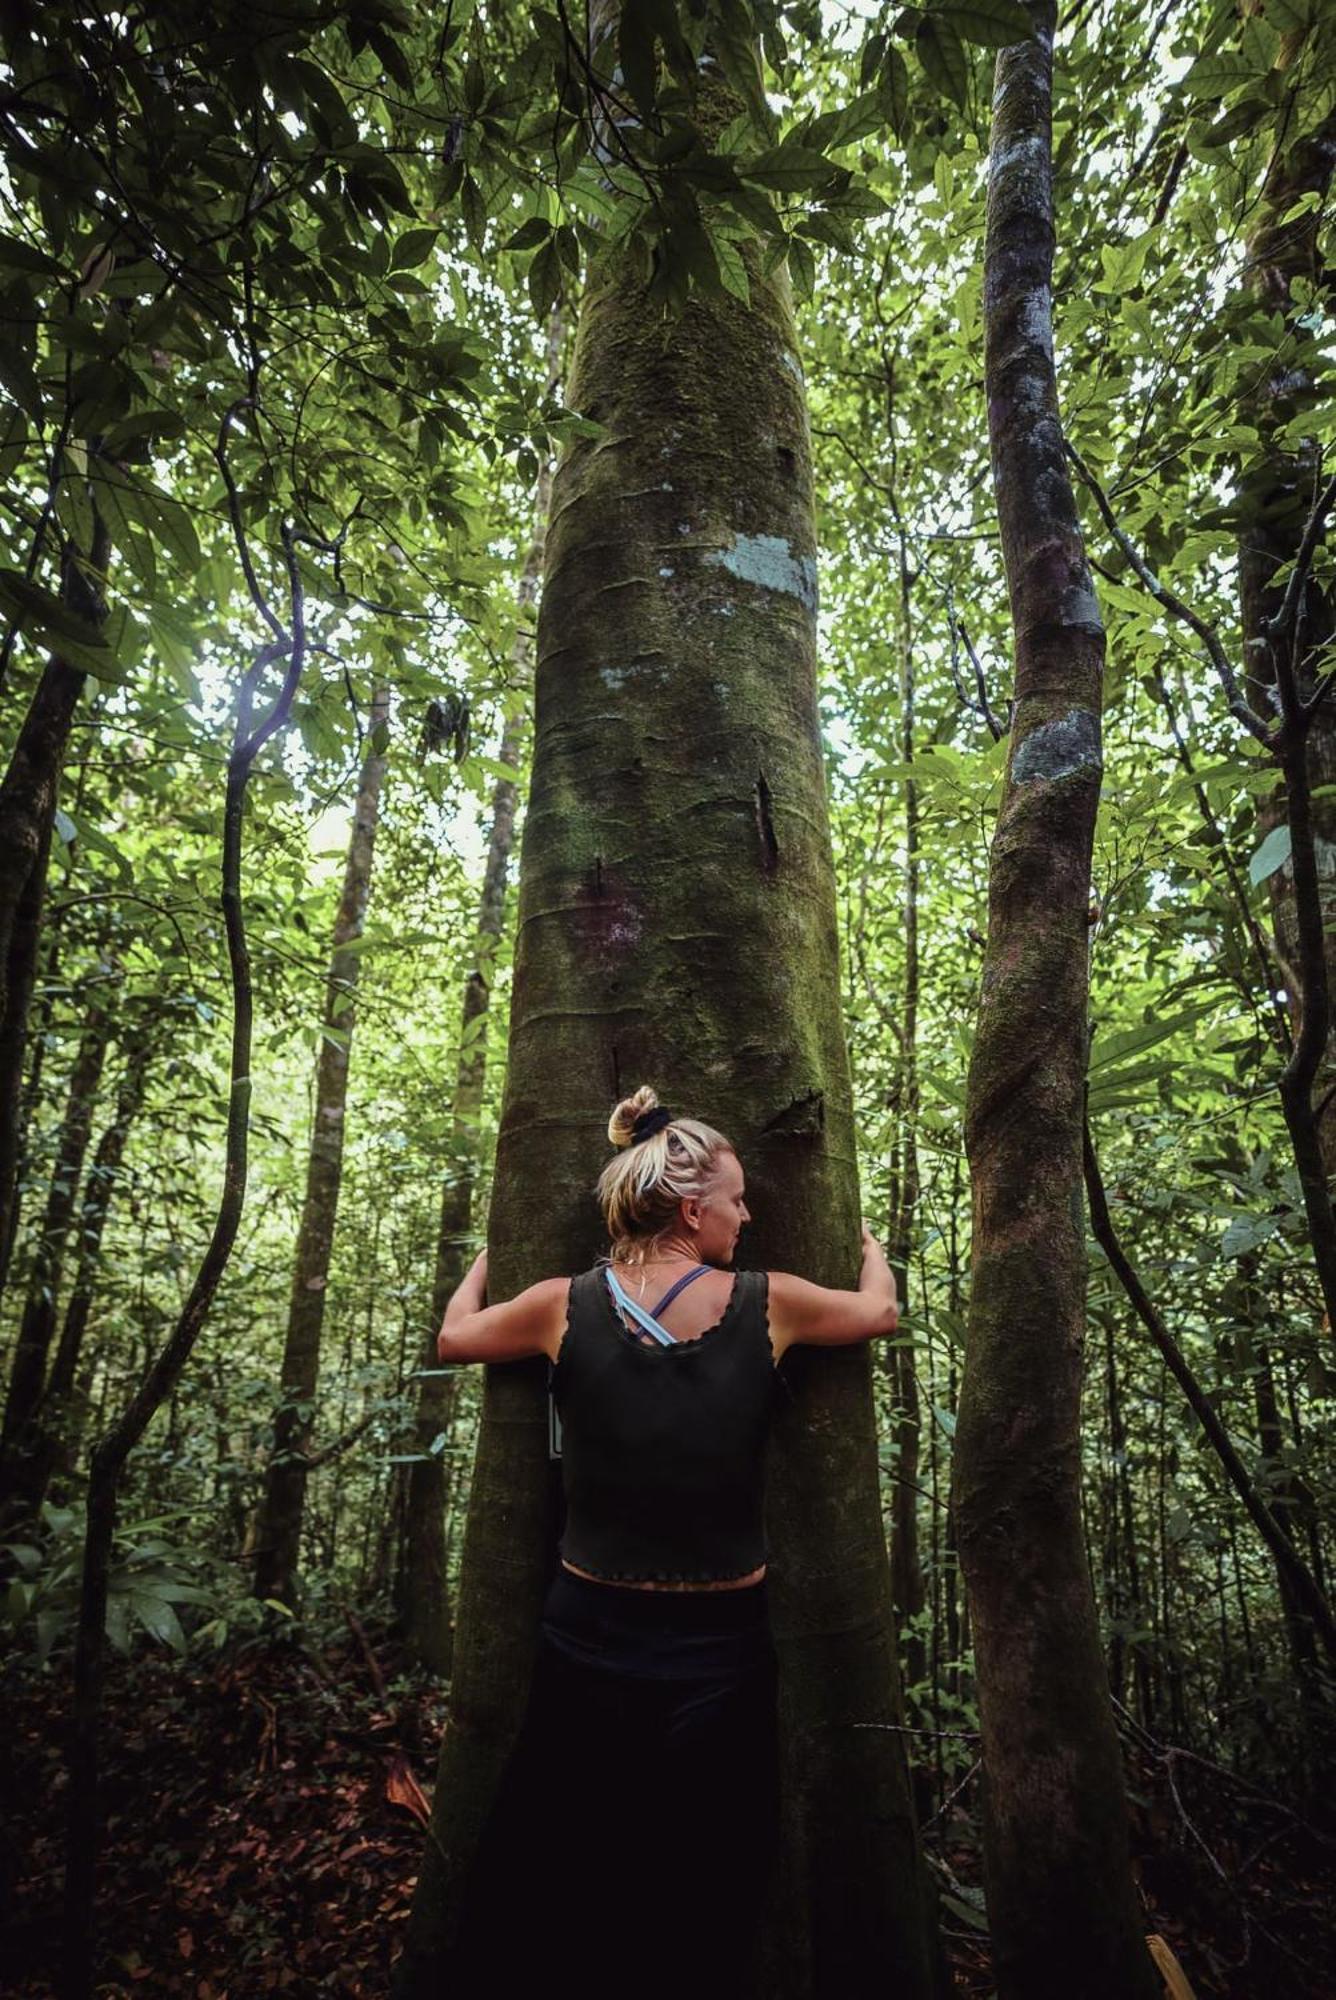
[252,688,390,1607]
[14,1041,152,1514]
[0,990,112,1514]
[0,523,111,1291]
[396,18,941,2000]
[955,10,1160,1997]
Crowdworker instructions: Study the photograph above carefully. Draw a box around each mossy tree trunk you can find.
[252,688,390,1606]
[1239,106,1336,1167]
[955,10,1160,1998]
[395,25,940,2000]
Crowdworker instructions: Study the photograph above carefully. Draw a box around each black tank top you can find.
[552,1266,774,1583]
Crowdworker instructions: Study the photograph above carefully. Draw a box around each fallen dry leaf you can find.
[384,1754,430,1826]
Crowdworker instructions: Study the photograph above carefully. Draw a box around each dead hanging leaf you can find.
[1147,1934,1198,2000]
[385,1754,430,1825]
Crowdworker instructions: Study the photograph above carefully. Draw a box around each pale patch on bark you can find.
[703,532,818,612]
[1010,708,1101,784]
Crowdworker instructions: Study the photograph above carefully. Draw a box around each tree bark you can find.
[396,24,940,2000]
[0,524,111,1288]
[1239,105,1336,1162]
[14,1041,152,1514]
[887,524,926,1698]
[955,10,1160,1997]
[0,987,112,1513]
[251,687,390,1606]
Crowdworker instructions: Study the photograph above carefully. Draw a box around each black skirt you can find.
[455,1566,780,2000]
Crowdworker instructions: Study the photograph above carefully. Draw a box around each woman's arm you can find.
[768,1225,899,1360]
[436,1251,569,1365]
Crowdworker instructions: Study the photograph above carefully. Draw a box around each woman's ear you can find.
[680,1195,701,1232]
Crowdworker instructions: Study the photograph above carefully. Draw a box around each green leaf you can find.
[0,231,63,277]
[505,217,552,254]
[881,45,911,137]
[713,233,751,306]
[741,145,840,193]
[528,237,563,321]
[1181,53,1258,97]
[939,0,1035,46]
[390,227,440,270]
[0,569,125,681]
[1248,823,1291,886]
[130,1592,186,1653]
[916,16,971,108]
[59,809,134,882]
[461,174,488,254]
[787,234,816,300]
[619,0,659,117]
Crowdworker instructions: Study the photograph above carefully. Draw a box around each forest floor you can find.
[2,1622,1333,1999]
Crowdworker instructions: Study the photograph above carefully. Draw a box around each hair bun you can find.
[608,1084,658,1149]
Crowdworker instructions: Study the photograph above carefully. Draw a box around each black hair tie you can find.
[631,1106,673,1145]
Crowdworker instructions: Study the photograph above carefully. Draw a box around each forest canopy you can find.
[1,0,1334,1995]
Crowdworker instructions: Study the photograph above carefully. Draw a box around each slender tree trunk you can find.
[62,541,305,1998]
[252,687,390,1606]
[1239,106,1336,1163]
[1085,1126,1336,1670]
[27,1043,152,1510]
[0,990,112,1511]
[396,23,941,1999]
[954,12,1159,1996]
[887,525,925,1696]
[397,318,561,1674]
[0,525,111,1290]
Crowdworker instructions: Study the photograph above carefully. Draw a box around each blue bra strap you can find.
[604,1267,677,1346]
[649,1264,711,1318]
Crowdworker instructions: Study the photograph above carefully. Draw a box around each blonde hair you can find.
[596,1085,735,1263]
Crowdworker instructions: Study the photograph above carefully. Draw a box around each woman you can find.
[437,1086,899,1999]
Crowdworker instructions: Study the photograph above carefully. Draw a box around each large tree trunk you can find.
[0,525,111,1289]
[395,24,940,2000]
[0,991,112,1513]
[954,10,1160,1998]
[251,688,390,1606]
[1239,104,1336,1163]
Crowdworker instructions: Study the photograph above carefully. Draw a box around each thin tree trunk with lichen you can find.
[396,323,560,1675]
[12,1041,152,1515]
[394,715,524,1669]
[955,11,1159,1998]
[887,524,925,1699]
[395,23,940,2000]
[0,991,112,1513]
[251,689,390,1607]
